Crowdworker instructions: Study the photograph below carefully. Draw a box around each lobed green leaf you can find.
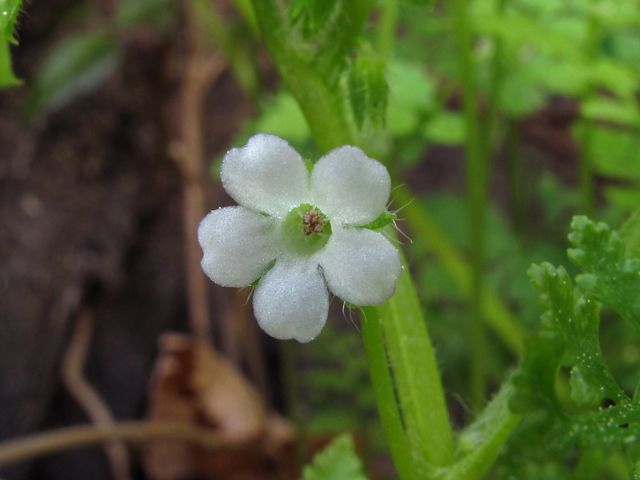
[568,216,640,335]
[300,433,368,480]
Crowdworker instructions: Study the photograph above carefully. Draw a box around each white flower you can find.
[197,134,402,342]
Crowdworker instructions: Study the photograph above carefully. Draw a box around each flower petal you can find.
[198,206,279,287]
[221,134,310,217]
[318,226,402,305]
[311,146,391,226]
[253,260,329,343]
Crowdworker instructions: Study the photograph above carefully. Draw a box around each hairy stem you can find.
[360,306,420,480]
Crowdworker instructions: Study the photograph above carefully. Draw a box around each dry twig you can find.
[61,309,132,480]
[0,421,276,469]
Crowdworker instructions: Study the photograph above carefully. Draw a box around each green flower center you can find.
[281,204,332,256]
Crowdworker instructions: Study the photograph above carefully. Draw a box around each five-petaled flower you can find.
[198,134,402,342]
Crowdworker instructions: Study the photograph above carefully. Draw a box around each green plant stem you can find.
[394,185,523,356]
[506,118,526,235]
[483,0,507,159]
[279,340,307,468]
[378,244,455,473]
[452,0,489,408]
[249,0,360,153]
[360,306,420,480]
[377,0,399,58]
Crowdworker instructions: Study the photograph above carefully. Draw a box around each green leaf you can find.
[620,209,640,260]
[510,333,564,416]
[359,210,396,230]
[569,365,603,407]
[301,434,368,480]
[581,97,640,128]
[286,0,375,86]
[499,70,546,117]
[399,0,434,5]
[445,381,521,480]
[605,186,640,210]
[387,59,436,112]
[472,10,582,60]
[26,32,120,117]
[348,49,388,130]
[290,0,339,39]
[114,0,172,29]
[422,111,465,145]
[529,261,626,404]
[590,126,640,180]
[568,216,640,336]
[0,37,19,87]
[253,90,311,143]
[1,0,22,42]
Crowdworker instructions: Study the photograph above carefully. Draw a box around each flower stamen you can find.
[302,209,325,236]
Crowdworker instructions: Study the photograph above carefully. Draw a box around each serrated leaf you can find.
[348,51,388,130]
[530,261,626,405]
[26,32,120,117]
[301,434,368,480]
[290,0,338,39]
[568,216,640,335]
[0,37,19,87]
[286,0,375,86]
[1,0,22,42]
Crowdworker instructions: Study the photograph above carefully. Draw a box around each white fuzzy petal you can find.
[253,260,329,343]
[318,226,401,305]
[311,146,391,226]
[198,206,279,287]
[221,134,310,217]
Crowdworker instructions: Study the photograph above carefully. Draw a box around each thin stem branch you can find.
[61,310,132,480]
[0,421,273,469]
[506,119,526,235]
[171,6,226,343]
[279,340,306,470]
[377,0,399,58]
[452,0,489,408]
[579,4,601,218]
